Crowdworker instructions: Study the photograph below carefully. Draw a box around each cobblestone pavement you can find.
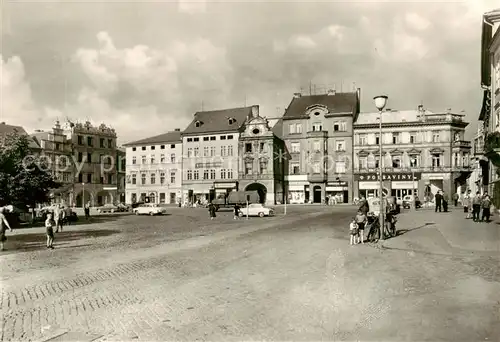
[1,205,499,341]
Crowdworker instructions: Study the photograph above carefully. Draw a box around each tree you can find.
[0,132,59,209]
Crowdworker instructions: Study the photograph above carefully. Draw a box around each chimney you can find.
[251,105,259,118]
[174,128,180,131]
[293,92,302,98]
[327,89,336,96]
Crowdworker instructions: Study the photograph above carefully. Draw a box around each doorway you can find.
[245,183,268,204]
[313,186,322,203]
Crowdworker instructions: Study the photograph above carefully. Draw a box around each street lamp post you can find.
[82,183,85,208]
[374,95,388,240]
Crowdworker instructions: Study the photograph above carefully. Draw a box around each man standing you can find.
[481,192,492,222]
[84,201,91,221]
[453,192,459,207]
[434,191,443,212]
[442,192,449,212]
[0,207,13,251]
[472,191,482,222]
[53,204,63,233]
[463,190,472,219]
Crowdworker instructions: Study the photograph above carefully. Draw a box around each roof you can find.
[182,106,254,135]
[123,130,182,146]
[282,92,358,118]
[354,109,467,126]
[0,123,40,149]
[271,118,284,139]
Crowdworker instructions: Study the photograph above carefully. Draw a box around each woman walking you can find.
[463,190,471,219]
[208,202,217,220]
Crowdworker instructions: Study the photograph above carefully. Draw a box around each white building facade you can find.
[124,130,183,205]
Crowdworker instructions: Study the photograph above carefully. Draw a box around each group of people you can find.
[433,191,450,212]
[462,190,492,222]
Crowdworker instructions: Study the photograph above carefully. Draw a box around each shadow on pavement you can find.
[16,215,123,229]
[395,222,435,237]
[3,229,118,254]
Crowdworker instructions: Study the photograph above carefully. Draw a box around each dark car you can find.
[402,195,421,209]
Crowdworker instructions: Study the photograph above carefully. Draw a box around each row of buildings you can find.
[0,120,125,207]
[124,89,473,206]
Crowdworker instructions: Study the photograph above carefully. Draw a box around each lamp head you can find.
[373,95,388,111]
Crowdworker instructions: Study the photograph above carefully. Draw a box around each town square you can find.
[2,0,500,341]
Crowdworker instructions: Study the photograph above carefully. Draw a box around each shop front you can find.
[326,181,349,204]
[213,181,239,202]
[355,172,421,199]
[286,175,308,204]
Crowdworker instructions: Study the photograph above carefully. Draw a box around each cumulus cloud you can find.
[405,12,430,31]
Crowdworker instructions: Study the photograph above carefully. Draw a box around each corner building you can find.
[353,106,472,200]
[279,90,360,204]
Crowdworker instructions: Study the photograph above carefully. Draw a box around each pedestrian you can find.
[208,202,216,220]
[45,213,55,249]
[349,218,359,245]
[64,206,72,225]
[463,190,471,219]
[355,210,367,244]
[453,192,459,207]
[442,192,449,212]
[481,193,492,222]
[472,191,482,222]
[434,191,443,212]
[233,204,240,220]
[359,196,369,215]
[84,201,91,221]
[0,207,13,251]
[54,204,63,233]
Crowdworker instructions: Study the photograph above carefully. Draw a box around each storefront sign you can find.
[195,162,222,168]
[327,181,348,187]
[214,182,237,189]
[358,181,379,190]
[392,181,418,189]
[326,186,347,191]
[355,172,421,181]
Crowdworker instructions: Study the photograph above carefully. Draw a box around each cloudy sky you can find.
[1,0,497,143]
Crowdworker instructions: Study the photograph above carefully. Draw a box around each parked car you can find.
[238,203,274,217]
[132,203,166,216]
[402,195,421,209]
[95,204,118,213]
[116,203,130,212]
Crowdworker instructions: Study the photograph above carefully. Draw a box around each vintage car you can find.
[132,203,166,216]
[238,203,274,218]
[95,204,119,213]
[402,195,422,209]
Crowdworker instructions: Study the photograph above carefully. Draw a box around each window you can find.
[220,135,227,140]
[335,161,346,173]
[170,171,176,184]
[160,172,165,184]
[291,163,300,175]
[78,174,83,183]
[150,155,155,164]
[187,170,193,180]
[100,176,104,184]
[333,121,346,132]
[78,136,83,145]
[409,132,417,144]
[87,137,93,146]
[245,143,252,153]
[374,156,380,168]
[210,169,216,179]
[193,137,199,142]
[87,153,92,163]
[312,122,322,132]
[195,121,201,127]
[259,160,267,174]
[151,146,155,150]
[432,153,441,167]
[313,140,320,152]
[221,146,227,157]
[358,157,368,170]
[194,147,199,157]
[187,138,193,142]
[336,140,345,151]
[203,169,209,179]
[210,136,216,141]
[392,156,401,168]
[454,153,459,167]
[462,154,469,166]
[227,135,233,140]
[432,131,440,143]
[203,137,209,141]
[160,154,165,163]
[141,173,146,185]
[141,155,146,164]
[227,169,233,179]
[132,147,136,152]
[409,155,419,167]
[87,173,92,183]
[259,143,265,152]
[100,138,105,148]
[359,135,367,145]
[171,144,175,148]
[77,152,83,162]
[289,123,302,134]
[108,139,113,148]
[220,169,227,179]
[291,142,300,153]
[312,162,321,173]
[159,193,166,204]
[142,146,146,151]
[228,145,234,156]
[132,156,137,164]
[161,145,165,149]
[132,174,137,184]
[187,148,193,157]
[245,160,253,174]
[204,147,209,157]
[170,154,176,163]
[375,134,380,145]
[193,170,199,180]
[392,133,399,144]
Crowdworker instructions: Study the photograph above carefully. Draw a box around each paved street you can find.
[1,205,499,341]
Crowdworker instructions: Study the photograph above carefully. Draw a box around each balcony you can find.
[306,130,328,139]
[307,172,327,182]
[453,140,471,148]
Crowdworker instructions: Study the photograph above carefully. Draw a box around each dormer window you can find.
[228,117,235,125]
[195,121,202,127]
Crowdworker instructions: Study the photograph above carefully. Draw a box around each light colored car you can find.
[238,203,274,217]
[96,204,118,213]
[132,203,166,216]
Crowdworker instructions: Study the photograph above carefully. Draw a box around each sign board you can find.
[103,187,117,190]
[214,182,237,189]
[195,162,222,168]
[354,172,421,181]
[327,181,348,187]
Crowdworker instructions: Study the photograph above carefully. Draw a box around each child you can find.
[45,213,55,249]
[349,218,358,245]
[355,210,367,244]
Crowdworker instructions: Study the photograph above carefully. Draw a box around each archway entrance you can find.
[76,190,92,207]
[313,186,322,203]
[96,190,113,206]
[245,183,267,204]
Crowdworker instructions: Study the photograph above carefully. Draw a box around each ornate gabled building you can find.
[353,106,471,201]
[238,105,285,205]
